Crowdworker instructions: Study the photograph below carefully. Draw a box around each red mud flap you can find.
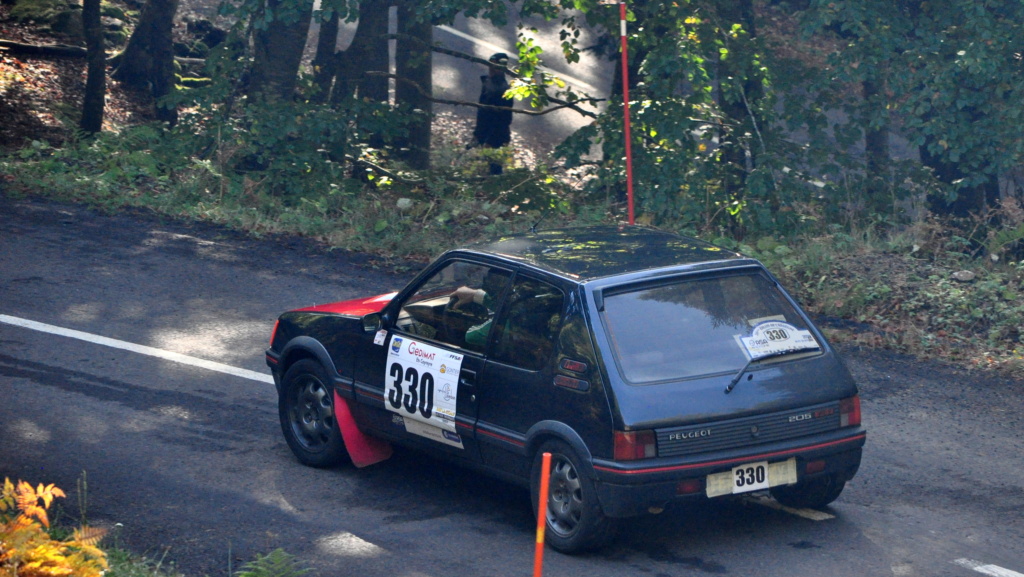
[333,390,393,467]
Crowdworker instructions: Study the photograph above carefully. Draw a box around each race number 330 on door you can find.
[384,336,464,432]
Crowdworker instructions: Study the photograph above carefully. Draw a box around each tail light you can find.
[614,430,657,460]
[269,320,280,348]
[840,395,861,427]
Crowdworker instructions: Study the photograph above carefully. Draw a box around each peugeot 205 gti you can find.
[265,226,865,553]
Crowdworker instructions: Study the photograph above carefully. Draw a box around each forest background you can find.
[2,0,1024,375]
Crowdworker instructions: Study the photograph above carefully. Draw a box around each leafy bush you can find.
[234,549,308,577]
[0,478,107,577]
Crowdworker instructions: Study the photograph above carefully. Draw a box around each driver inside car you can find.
[451,269,510,348]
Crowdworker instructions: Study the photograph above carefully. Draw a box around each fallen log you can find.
[0,39,86,57]
[0,39,206,68]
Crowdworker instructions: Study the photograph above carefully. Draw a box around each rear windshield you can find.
[601,271,820,384]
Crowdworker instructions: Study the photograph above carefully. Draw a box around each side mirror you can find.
[362,312,383,333]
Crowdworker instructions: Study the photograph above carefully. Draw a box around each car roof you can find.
[457,225,751,282]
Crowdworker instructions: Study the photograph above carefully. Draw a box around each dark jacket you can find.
[473,74,513,148]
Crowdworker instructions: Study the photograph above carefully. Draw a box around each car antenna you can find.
[530,214,545,233]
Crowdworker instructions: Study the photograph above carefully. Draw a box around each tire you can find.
[531,440,618,553]
[279,359,349,467]
[769,473,845,509]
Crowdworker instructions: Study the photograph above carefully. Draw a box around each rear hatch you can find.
[591,266,858,456]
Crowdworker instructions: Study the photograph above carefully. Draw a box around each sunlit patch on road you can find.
[954,558,1024,577]
[7,418,52,443]
[316,532,386,558]
[742,493,835,521]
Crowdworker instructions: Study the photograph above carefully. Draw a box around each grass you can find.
[105,548,183,577]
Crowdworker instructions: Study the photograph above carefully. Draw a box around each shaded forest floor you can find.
[0,4,156,150]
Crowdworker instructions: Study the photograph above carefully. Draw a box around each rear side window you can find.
[490,277,565,371]
[601,272,819,383]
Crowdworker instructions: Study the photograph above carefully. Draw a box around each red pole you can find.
[620,1,635,225]
[533,452,552,577]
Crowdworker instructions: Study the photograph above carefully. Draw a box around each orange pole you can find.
[620,1,635,225]
[533,452,552,577]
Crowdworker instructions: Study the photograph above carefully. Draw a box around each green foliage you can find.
[549,0,798,237]
[9,0,73,24]
[234,549,308,577]
[103,549,180,577]
[801,0,1024,193]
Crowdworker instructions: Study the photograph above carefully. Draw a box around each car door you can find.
[352,258,513,463]
[475,274,573,477]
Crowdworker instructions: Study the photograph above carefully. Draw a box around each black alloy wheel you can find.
[531,440,618,553]
[279,359,348,467]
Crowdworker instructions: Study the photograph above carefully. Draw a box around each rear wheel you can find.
[770,473,845,509]
[531,440,618,553]
[279,359,349,467]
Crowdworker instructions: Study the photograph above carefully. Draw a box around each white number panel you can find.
[740,321,819,359]
[385,335,464,432]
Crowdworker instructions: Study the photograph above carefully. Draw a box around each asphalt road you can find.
[2,197,1024,577]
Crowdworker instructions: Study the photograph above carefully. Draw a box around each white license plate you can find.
[705,458,797,498]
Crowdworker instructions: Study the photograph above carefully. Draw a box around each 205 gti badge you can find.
[385,336,463,433]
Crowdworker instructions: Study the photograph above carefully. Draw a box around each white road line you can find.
[436,24,604,95]
[0,314,274,384]
[954,559,1024,577]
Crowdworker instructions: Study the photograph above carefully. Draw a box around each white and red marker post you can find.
[619,1,635,225]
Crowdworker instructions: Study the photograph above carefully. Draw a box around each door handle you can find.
[459,368,477,387]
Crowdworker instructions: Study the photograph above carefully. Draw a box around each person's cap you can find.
[488,53,509,66]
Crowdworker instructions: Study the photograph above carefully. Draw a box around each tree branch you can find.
[364,71,600,119]
[379,33,603,119]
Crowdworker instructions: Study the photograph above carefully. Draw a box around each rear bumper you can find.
[591,429,865,517]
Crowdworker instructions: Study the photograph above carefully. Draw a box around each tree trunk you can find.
[863,79,890,207]
[248,0,315,102]
[80,0,105,134]
[311,11,340,102]
[715,0,763,231]
[112,0,179,89]
[394,0,432,170]
[333,0,390,104]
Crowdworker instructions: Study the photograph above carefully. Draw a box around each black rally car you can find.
[266,226,865,552]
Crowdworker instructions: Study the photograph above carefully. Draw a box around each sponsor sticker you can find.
[739,321,819,359]
[403,418,464,449]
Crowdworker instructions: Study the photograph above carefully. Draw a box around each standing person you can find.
[472,53,514,174]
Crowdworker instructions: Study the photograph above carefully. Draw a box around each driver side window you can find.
[395,261,511,350]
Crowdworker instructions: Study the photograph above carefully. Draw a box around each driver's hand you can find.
[452,286,482,307]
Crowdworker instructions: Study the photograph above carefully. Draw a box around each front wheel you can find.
[279,359,349,467]
[531,440,618,553]
[769,473,845,509]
